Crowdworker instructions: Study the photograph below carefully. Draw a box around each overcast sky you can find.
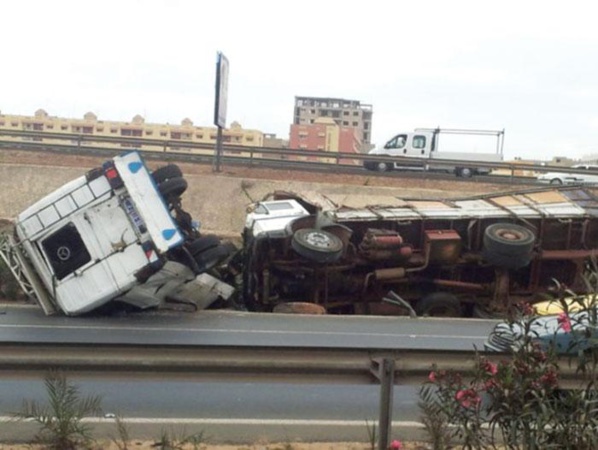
[3,0,598,161]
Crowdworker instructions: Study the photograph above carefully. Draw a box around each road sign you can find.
[214,52,229,128]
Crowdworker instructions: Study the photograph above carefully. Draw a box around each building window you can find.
[343,121,349,126]
[96,127,104,132]
[110,128,118,133]
[171,132,181,139]
[145,131,153,136]
[246,136,254,141]
[61,125,68,130]
[82,126,93,134]
[33,123,43,131]
[352,122,359,126]
[299,144,307,149]
[122,129,142,137]
[160,131,167,137]
[343,111,349,116]
[353,111,359,116]
[196,134,203,139]
[11,122,18,127]
[46,125,53,130]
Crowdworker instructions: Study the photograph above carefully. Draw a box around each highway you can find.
[0,304,496,350]
[0,305,498,442]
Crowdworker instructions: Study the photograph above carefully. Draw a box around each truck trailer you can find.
[239,187,598,317]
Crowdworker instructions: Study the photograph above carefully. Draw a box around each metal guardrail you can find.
[0,129,594,181]
[0,341,591,449]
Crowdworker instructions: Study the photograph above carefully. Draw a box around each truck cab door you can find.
[406,134,429,158]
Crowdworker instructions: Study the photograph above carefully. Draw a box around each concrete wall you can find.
[0,164,468,238]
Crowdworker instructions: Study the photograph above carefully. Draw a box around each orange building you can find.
[289,118,361,163]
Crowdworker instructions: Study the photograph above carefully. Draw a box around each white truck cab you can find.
[6,151,186,315]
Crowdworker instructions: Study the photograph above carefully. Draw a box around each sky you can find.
[2,0,598,161]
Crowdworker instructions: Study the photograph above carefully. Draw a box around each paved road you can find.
[0,304,499,443]
[0,304,497,350]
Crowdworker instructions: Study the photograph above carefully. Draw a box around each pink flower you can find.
[455,389,481,409]
[428,371,436,382]
[390,440,403,449]
[557,312,572,332]
[483,360,498,375]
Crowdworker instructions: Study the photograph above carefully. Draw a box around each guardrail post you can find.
[372,358,395,450]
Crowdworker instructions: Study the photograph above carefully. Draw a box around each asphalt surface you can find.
[0,304,497,350]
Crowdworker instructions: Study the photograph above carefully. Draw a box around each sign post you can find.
[213,52,229,172]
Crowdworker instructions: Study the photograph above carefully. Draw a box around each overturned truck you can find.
[2,151,598,318]
[0,151,235,316]
[239,188,598,317]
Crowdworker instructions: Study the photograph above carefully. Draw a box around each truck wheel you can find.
[376,162,391,172]
[484,223,535,255]
[152,164,182,184]
[457,167,473,178]
[291,228,344,263]
[483,223,535,269]
[550,178,563,185]
[158,177,188,199]
[415,292,461,317]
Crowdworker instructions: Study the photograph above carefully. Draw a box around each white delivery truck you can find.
[363,128,504,177]
[0,151,235,315]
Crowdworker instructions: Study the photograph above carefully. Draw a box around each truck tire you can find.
[457,167,473,178]
[152,164,182,184]
[291,228,344,263]
[158,177,188,200]
[483,223,535,269]
[376,162,392,172]
[415,292,461,317]
[550,178,563,185]
[484,223,535,255]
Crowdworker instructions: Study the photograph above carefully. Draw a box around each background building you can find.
[293,96,373,152]
[0,109,264,155]
[289,118,361,163]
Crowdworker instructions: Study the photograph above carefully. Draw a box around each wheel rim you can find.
[494,228,526,242]
[377,162,387,171]
[304,230,336,249]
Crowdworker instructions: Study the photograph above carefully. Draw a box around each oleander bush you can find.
[419,283,598,450]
